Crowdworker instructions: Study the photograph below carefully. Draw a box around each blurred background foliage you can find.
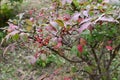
[0,0,120,80]
[0,0,23,27]
[0,0,50,42]
[0,0,23,41]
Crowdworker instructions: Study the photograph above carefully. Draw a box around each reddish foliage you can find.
[64,77,72,80]
[35,36,43,43]
[77,44,83,53]
[80,38,86,46]
[106,46,113,51]
[77,18,83,23]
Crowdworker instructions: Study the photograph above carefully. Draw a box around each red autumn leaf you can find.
[38,9,44,17]
[39,43,43,47]
[37,28,43,32]
[28,10,34,15]
[77,18,83,23]
[63,14,71,21]
[35,36,43,43]
[54,37,62,49]
[54,42,62,49]
[57,37,62,42]
[106,46,113,51]
[43,38,50,45]
[88,25,94,32]
[34,52,40,59]
[77,44,83,53]
[64,77,72,80]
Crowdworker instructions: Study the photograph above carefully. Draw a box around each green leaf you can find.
[83,51,89,56]
[88,0,92,2]
[47,54,64,66]
[12,33,19,41]
[25,19,33,26]
[71,46,81,57]
[36,59,47,67]
[112,78,117,80]
[0,49,3,54]
[71,46,77,54]
[55,19,64,27]
[81,30,90,35]
[26,26,32,32]
[98,0,102,3]
[71,66,77,72]
[21,34,28,42]
[42,62,46,67]
[72,0,79,8]
[0,32,4,38]
[84,66,92,73]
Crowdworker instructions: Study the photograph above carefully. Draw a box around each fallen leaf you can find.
[54,42,62,49]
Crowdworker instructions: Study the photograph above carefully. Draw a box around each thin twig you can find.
[106,44,120,70]
[90,45,102,74]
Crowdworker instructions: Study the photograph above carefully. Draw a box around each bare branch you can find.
[106,44,120,70]
[90,45,102,74]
